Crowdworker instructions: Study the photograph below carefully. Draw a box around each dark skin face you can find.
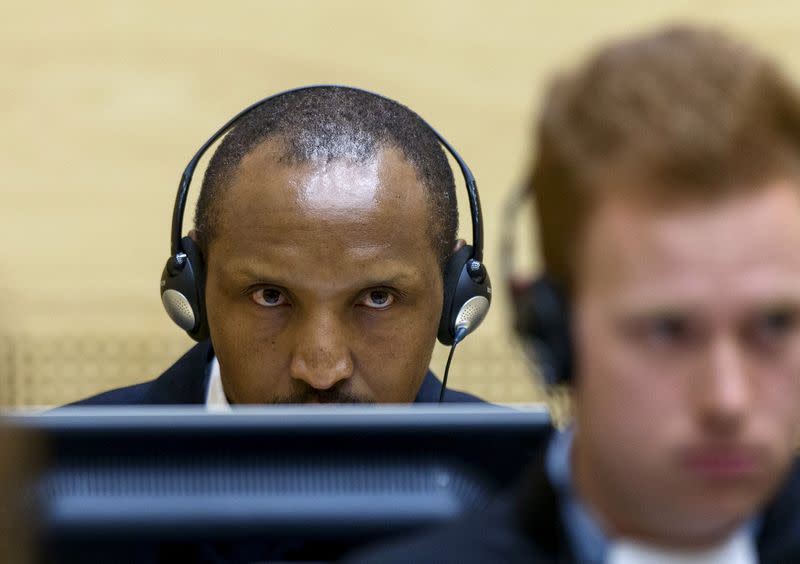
[200,139,454,404]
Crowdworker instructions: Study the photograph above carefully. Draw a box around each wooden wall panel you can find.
[2,0,799,405]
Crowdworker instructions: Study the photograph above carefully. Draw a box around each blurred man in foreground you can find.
[351,26,800,562]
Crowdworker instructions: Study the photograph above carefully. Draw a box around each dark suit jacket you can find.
[347,427,800,563]
[73,340,484,405]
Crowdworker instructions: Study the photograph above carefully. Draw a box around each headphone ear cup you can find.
[514,276,572,385]
[437,245,492,346]
[160,236,209,342]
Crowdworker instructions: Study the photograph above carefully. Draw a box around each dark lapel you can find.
[757,460,800,563]
[415,370,448,402]
[415,371,485,403]
[141,340,214,404]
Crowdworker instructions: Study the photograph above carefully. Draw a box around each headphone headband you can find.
[170,84,484,262]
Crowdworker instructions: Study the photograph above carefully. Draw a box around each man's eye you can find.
[625,315,692,347]
[359,290,394,309]
[250,288,288,307]
[648,317,687,340]
[750,309,799,343]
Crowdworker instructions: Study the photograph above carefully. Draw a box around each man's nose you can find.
[289,311,354,390]
[694,336,750,435]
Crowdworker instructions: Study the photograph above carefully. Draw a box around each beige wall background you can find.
[2,0,799,406]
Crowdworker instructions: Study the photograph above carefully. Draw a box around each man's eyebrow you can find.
[356,272,424,287]
[747,299,800,316]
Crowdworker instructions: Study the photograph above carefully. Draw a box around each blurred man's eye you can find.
[250,287,289,307]
[747,308,800,347]
[358,289,395,310]
[646,316,690,343]
[622,314,693,348]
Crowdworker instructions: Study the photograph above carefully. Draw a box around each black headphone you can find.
[160,85,491,347]
[501,183,573,385]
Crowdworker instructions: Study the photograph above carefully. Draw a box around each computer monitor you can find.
[9,405,550,563]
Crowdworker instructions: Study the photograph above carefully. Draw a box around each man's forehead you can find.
[208,138,440,270]
[208,227,442,300]
[223,139,428,217]
[576,180,800,297]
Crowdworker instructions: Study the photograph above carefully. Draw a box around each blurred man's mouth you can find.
[681,445,762,480]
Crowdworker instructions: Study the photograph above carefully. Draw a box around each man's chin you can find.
[641,487,768,547]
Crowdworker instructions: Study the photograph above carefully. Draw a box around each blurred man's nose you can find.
[289,311,355,390]
[694,336,750,435]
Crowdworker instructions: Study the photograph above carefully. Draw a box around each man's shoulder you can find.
[70,380,153,405]
[441,386,485,403]
[68,341,212,406]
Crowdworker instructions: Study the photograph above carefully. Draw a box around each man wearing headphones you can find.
[75,86,490,406]
[351,26,800,562]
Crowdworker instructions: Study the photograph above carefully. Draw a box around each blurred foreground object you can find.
[10,405,548,563]
[0,423,38,564]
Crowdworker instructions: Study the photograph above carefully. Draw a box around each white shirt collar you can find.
[608,531,756,564]
[205,356,231,411]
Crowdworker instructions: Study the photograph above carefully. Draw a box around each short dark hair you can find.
[194,86,458,270]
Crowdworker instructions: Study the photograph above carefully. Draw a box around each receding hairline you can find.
[199,135,447,255]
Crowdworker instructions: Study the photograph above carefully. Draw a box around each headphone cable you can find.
[438,327,468,403]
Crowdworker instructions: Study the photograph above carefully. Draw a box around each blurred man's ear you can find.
[453,238,467,252]
[188,229,199,242]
